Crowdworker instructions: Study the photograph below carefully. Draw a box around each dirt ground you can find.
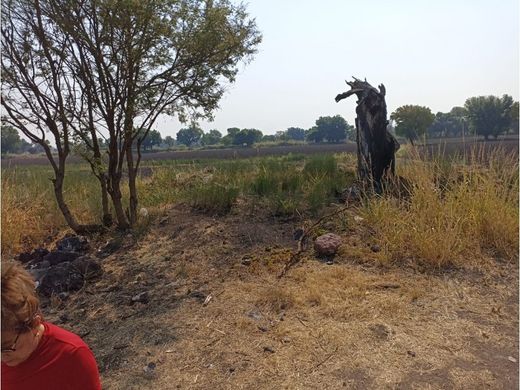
[42,203,519,390]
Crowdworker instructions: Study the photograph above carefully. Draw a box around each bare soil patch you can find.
[42,204,518,389]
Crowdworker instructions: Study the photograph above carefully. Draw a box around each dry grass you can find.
[1,169,62,255]
[360,146,519,268]
[1,167,102,256]
[35,199,518,389]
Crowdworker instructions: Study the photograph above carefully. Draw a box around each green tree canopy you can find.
[233,128,263,146]
[305,127,322,143]
[177,127,203,146]
[286,127,305,141]
[390,105,435,144]
[309,115,350,143]
[164,136,175,147]
[464,95,514,139]
[1,124,21,155]
[141,130,162,150]
[221,127,240,145]
[428,112,458,138]
[511,101,519,134]
[201,129,223,146]
[262,134,276,142]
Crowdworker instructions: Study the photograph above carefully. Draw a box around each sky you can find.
[155,0,519,137]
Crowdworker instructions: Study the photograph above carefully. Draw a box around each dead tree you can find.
[336,77,399,192]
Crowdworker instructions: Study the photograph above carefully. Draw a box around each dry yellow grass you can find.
[360,146,519,268]
[1,169,63,255]
[35,198,518,389]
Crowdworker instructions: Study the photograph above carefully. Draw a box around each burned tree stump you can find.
[336,77,399,192]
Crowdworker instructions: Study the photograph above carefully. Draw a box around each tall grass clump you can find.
[185,182,239,214]
[1,165,102,255]
[303,155,351,214]
[361,147,518,268]
[248,159,303,216]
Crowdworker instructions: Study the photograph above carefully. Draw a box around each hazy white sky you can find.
[155,0,519,137]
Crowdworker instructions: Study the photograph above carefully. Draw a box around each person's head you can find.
[1,261,43,366]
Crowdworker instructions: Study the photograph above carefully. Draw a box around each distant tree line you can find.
[1,124,47,155]
[390,94,518,144]
[172,115,355,147]
[3,94,518,157]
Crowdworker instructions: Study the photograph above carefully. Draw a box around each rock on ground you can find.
[314,233,342,256]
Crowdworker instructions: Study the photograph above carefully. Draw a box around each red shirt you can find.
[2,322,101,390]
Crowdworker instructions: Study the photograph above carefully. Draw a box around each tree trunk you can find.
[107,175,130,230]
[100,175,112,227]
[87,99,113,227]
[106,137,130,230]
[53,169,104,234]
[336,77,399,192]
[123,75,138,226]
[126,140,138,226]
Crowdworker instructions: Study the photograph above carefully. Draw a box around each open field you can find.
[2,136,518,167]
[2,145,519,389]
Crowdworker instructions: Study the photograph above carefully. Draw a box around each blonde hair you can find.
[1,261,41,332]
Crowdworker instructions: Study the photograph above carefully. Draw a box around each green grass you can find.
[4,147,516,270]
[184,182,240,214]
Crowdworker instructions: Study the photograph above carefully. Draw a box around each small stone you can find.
[57,292,70,301]
[188,291,205,301]
[293,228,304,241]
[407,350,416,357]
[263,346,275,353]
[143,361,156,379]
[241,255,252,266]
[139,208,149,218]
[132,292,150,304]
[508,356,517,363]
[258,326,268,332]
[370,323,392,339]
[247,310,262,321]
[370,244,381,253]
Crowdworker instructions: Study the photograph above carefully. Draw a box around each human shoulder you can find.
[44,322,90,351]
